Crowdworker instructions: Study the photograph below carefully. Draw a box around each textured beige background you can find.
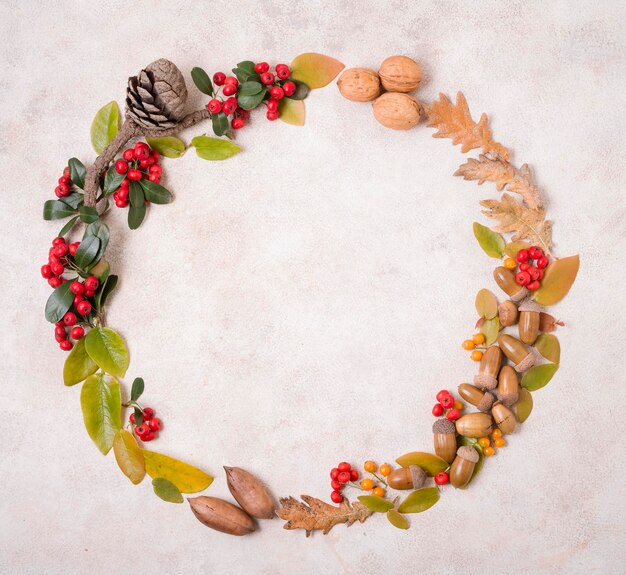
[1,1,625,573]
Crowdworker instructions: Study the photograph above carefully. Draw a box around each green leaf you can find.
[397,488,440,514]
[238,81,263,96]
[59,192,84,209]
[63,337,99,386]
[387,510,410,530]
[90,259,110,282]
[113,429,145,485]
[80,373,122,455]
[84,326,129,377]
[357,495,394,513]
[191,67,213,96]
[522,363,559,391]
[192,135,241,161]
[139,179,172,204]
[152,478,184,503]
[395,452,449,476]
[211,112,229,137]
[103,168,126,195]
[504,241,531,257]
[133,406,144,426]
[278,98,305,126]
[43,200,77,221]
[534,255,580,306]
[96,274,118,311]
[475,288,498,319]
[131,377,145,402]
[68,158,86,189]
[84,221,110,263]
[74,235,101,270]
[237,90,266,110]
[236,61,256,74]
[90,101,120,154]
[457,438,484,488]
[129,180,145,208]
[480,317,500,346]
[231,66,259,83]
[143,450,214,493]
[290,53,345,89]
[145,136,186,158]
[44,281,74,323]
[58,215,80,237]
[79,205,99,224]
[535,333,560,363]
[514,388,533,423]
[287,80,310,101]
[473,222,505,258]
[128,204,147,230]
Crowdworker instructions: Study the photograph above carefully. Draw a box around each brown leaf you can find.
[276,495,373,537]
[426,92,509,160]
[455,155,543,210]
[480,193,552,254]
[539,312,565,333]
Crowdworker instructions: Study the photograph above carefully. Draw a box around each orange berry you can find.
[484,446,495,457]
[472,333,485,345]
[503,257,517,270]
[379,463,391,477]
[491,428,503,439]
[462,339,475,350]
[453,400,464,411]
[363,460,377,473]
[360,478,374,490]
[471,350,483,361]
[372,486,385,497]
[494,437,506,448]
[478,437,490,448]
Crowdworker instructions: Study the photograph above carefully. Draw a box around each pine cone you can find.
[126,58,188,129]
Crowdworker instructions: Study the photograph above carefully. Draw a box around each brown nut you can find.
[498,334,535,372]
[450,446,479,488]
[378,55,422,92]
[473,346,502,390]
[492,401,517,434]
[432,418,457,463]
[337,67,381,102]
[455,412,494,438]
[188,496,255,536]
[497,365,519,407]
[387,465,427,490]
[498,300,519,327]
[224,466,275,519]
[494,267,528,303]
[518,298,542,345]
[372,92,423,130]
[457,383,495,412]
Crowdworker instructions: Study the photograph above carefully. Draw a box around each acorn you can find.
[498,300,519,327]
[337,67,381,102]
[492,401,517,434]
[473,345,502,390]
[455,412,494,438]
[432,418,457,463]
[494,267,528,303]
[372,92,423,130]
[518,298,542,345]
[498,334,535,372]
[387,464,428,490]
[450,446,480,488]
[497,365,519,407]
[378,55,422,92]
[457,383,495,413]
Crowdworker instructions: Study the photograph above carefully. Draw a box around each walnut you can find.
[337,68,381,102]
[372,92,423,130]
[378,55,422,93]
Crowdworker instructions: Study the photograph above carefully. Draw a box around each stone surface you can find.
[0,1,625,574]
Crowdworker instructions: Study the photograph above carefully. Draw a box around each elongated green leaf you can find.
[84,221,110,263]
[236,61,256,73]
[84,327,129,377]
[192,135,241,161]
[45,281,74,323]
[79,205,99,224]
[397,488,439,514]
[103,168,126,195]
[129,180,144,208]
[113,429,145,484]
[238,81,263,96]
[80,373,121,455]
[91,101,120,154]
[395,452,449,476]
[212,112,229,137]
[139,179,172,204]
[143,450,213,493]
[191,67,213,96]
[63,337,99,386]
[152,478,183,503]
[59,192,84,209]
[237,90,265,110]
[357,495,394,513]
[535,333,560,363]
[43,200,77,221]
[290,53,345,89]
[131,377,144,402]
[74,235,100,270]
[96,274,118,311]
[521,363,559,391]
[58,215,80,237]
[128,204,146,230]
[475,288,498,319]
[534,255,580,306]
[481,317,500,346]
[473,222,505,258]
[278,98,305,126]
[387,510,410,530]
[514,388,533,423]
[145,136,186,158]
[68,158,86,189]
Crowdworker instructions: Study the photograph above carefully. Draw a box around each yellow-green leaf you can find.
[514,388,533,423]
[535,333,560,363]
[504,241,530,257]
[113,429,145,484]
[278,98,305,126]
[521,363,559,391]
[290,53,345,89]
[80,373,121,454]
[191,135,240,161]
[475,288,498,319]
[85,327,129,377]
[63,337,98,386]
[152,478,183,503]
[146,136,186,158]
[473,222,505,258]
[481,317,500,346]
[357,495,394,513]
[397,488,439,514]
[143,450,213,493]
[534,255,580,306]
[387,510,410,530]
[90,101,120,154]
[395,452,448,476]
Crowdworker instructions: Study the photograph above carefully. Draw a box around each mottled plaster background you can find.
[1,1,625,573]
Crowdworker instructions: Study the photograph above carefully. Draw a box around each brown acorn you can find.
[494,267,528,303]
[378,55,422,92]
[473,345,502,390]
[450,446,479,488]
[224,466,275,519]
[498,300,519,327]
[455,412,494,438]
[518,298,542,345]
[457,383,495,413]
[492,401,517,434]
[188,496,256,536]
[432,418,457,463]
[497,365,519,407]
[387,465,427,490]
[372,92,423,130]
[498,334,535,372]
[337,67,381,102]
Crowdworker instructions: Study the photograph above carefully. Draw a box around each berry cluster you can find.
[461,332,486,362]
[329,461,359,503]
[53,166,73,198]
[432,389,464,422]
[130,406,163,442]
[478,428,506,457]
[111,142,162,209]
[506,246,549,291]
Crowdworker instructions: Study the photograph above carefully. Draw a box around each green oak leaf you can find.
[63,337,98,386]
[80,373,122,455]
[84,327,129,377]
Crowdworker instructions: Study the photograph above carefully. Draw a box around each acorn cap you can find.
[409,465,428,489]
[432,418,456,434]
[497,392,518,408]
[474,373,497,390]
[515,351,536,373]
[457,445,480,463]
[519,298,542,314]
[511,286,529,303]
[477,391,496,412]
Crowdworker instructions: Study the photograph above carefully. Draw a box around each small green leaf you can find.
[145,136,186,158]
[59,192,84,209]
[387,510,410,530]
[68,158,86,189]
[57,215,80,237]
[74,235,101,270]
[90,101,120,154]
[236,61,256,74]
[139,179,172,204]
[128,204,146,230]
[475,288,498,319]
[96,274,118,311]
[103,168,126,195]
[357,495,394,513]
[84,221,110,263]
[129,180,145,208]
[84,326,129,377]
[131,377,145,402]
[278,98,305,126]
[290,53,345,89]
[191,67,213,96]
[481,317,500,346]
[397,488,440,514]
[514,388,533,423]
[521,363,559,391]
[113,429,145,485]
[133,407,144,426]
[211,112,229,137]
[535,333,560,363]
[143,450,214,493]
[395,452,449,476]
[237,90,266,110]
[43,200,78,221]
[152,478,184,503]
[534,255,580,306]
[192,135,241,161]
[79,205,99,224]
[45,281,74,323]
[238,81,263,96]
[80,373,122,455]
[473,222,505,258]
[63,337,99,386]
[287,80,310,100]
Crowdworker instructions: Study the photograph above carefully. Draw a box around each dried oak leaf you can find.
[480,193,552,255]
[455,155,543,210]
[276,495,373,537]
[426,92,509,160]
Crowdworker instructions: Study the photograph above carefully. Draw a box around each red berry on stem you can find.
[51,261,64,276]
[207,99,222,114]
[236,107,250,120]
[114,160,128,174]
[70,326,84,339]
[446,408,461,421]
[337,471,351,484]
[282,81,296,96]
[527,280,540,291]
[536,256,549,269]
[436,389,451,403]
[148,175,160,184]
[266,110,279,121]
[330,467,340,480]
[267,99,278,112]
[434,471,449,485]
[350,469,359,481]
[231,117,245,130]
[122,148,135,161]
[528,246,543,260]
[55,325,66,338]
[222,83,237,96]
[213,72,226,86]
[337,462,351,472]
[149,165,162,176]
[269,86,284,100]
[127,169,142,181]
[135,423,149,437]
[77,300,92,315]
[224,76,238,86]
[84,289,96,298]
[330,490,343,504]
[516,249,530,263]
[142,407,155,420]
[142,431,155,442]
[519,262,531,272]
[275,64,290,79]
[69,242,80,256]
[148,418,162,431]
[55,331,67,343]
[52,237,66,247]
[63,312,77,326]
[48,277,62,288]
[134,146,149,160]
[536,268,544,280]
[84,276,99,292]
[515,271,531,286]
[432,403,444,417]
[41,265,53,279]
[70,281,85,295]
[139,158,151,169]
[330,479,342,491]
[260,72,275,85]
[59,339,72,351]
[440,395,454,409]
[527,266,540,281]
[254,62,269,74]
[73,294,84,307]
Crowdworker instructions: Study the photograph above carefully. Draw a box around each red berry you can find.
[275,64,290,79]
[59,339,72,351]
[129,413,135,423]
[51,261,64,276]
[536,256,549,269]
[139,158,151,169]
[134,146,149,160]
[207,99,222,114]
[70,281,85,295]
[73,294,84,307]
[52,237,66,246]
[266,110,279,121]
[440,395,454,409]
[515,271,531,286]
[527,280,540,291]
[236,107,250,120]
[77,300,92,315]
[55,184,70,198]
[63,166,70,177]
[330,490,343,504]
[151,150,160,163]
[120,178,129,188]
[223,97,238,115]
[118,187,129,200]
[142,431,155,442]
[436,390,451,403]
[148,417,163,431]
[519,262,531,272]
[260,72,275,85]
[527,266,540,281]
[267,99,279,112]
[48,277,62,288]
[122,148,135,161]
[142,407,155,420]
[69,242,80,256]
[55,325,66,338]
[254,62,269,74]
[337,462,351,472]
[337,471,351,484]
[446,408,461,421]
[41,265,53,279]
[114,160,128,174]
[269,86,284,100]
[434,471,449,486]
[84,276,99,292]
[115,199,127,208]
[231,117,245,130]
[63,312,77,326]
[70,326,85,339]
[516,249,530,263]
[282,81,296,96]
[148,175,160,184]
[84,289,96,298]
[528,246,543,260]
[222,83,237,96]
[127,169,142,181]
[149,165,162,176]
[53,243,69,257]
[432,403,444,417]
[536,268,544,280]
[58,175,71,185]
[134,423,149,437]
[350,469,359,481]
[224,76,238,86]
[330,467,340,480]
[55,331,67,343]
[213,72,226,86]
[330,479,343,491]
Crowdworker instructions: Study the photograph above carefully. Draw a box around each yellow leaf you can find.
[113,430,145,485]
[279,98,305,126]
[534,255,580,306]
[290,53,345,89]
[143,450,213,493]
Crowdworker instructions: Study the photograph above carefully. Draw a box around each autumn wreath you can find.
[41,53,579,537]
